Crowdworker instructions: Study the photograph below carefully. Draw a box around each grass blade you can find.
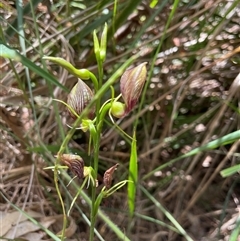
[220,164,240,178]
[144,130,240,180]
[140,186,194,241]
[128,131,138,217]
[0,43,67,91]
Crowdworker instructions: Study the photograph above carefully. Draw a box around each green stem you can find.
[89,72,99,93]
[54,166,67,240]
[90,59,104,241]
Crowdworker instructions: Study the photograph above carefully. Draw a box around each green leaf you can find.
[0,44,67,91]
[70,1,86,9]
[220,164,240,178]
[150,0,158,8]
[128,131,138,217]
[0,43,21,60]
[229,215,240,241]
[185,130,240,154]
[94,191,105,218]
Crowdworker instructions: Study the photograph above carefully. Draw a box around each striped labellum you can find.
[67,78,95,119]
[59,154,84,179]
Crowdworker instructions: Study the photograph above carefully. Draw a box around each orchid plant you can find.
[43,23,147,241]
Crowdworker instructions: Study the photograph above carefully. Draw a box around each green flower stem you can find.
[43,56,98,91]
[54,120,83,241]
[89,51,139,239]
[90,57,104,241]
[53,167,67,241]
[68,177,89,216]
[89,72,99,92]
[90,102,111,237]
[97,102,112,130]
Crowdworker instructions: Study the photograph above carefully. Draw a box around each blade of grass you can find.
[143,130,240,180]
[220,164,240,178]
[135,212,179,232]
[0,43,67,91]
[218,179,238,239]
[128,131,138,217]
[140,185,194,241]
[107,0,143,38]
[229,215,240,241]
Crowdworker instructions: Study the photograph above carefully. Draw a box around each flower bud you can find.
[93,30,100,59]
[59,154,84,179]
[67,79,95,119]
[100,23,108,62]
[120,62,147,114]
[103,163,119,189]
[111,101,126,118]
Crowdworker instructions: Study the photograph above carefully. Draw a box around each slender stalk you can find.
[89,59,104,241]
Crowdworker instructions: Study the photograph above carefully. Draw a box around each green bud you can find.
[77,69,91,80]
[100,23,108,61]
[111,101,126,118]
[93,30,100,59]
